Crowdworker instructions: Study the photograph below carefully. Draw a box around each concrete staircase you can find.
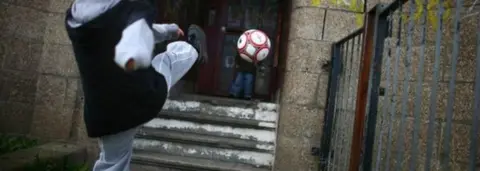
[131,95,278,171]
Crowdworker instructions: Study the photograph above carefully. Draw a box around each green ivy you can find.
[405,0,453,29]
[0,134,88,171]
[311,0,365,27]
[0,134,38,155]
[312,0,456,29]
[23,154,89,171]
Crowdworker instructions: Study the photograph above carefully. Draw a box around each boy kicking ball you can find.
[65,0,207,170]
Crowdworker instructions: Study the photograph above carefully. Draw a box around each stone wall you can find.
[274,0,361,170]
[0,0,94,155]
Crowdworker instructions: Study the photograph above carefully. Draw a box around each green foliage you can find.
[400,0,453,30]
[0,134,88,171]
[405,0,453,29]
[23,154,89,171]
[311,0,365,27]
[0,134,38,155]
[312,0,456,29]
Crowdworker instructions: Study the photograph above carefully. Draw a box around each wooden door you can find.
[195,0,227,95]
[213,0,243,95]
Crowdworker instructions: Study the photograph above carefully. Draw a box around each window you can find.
[225,0,279,31]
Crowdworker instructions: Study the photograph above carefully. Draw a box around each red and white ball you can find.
[237,29,271,63]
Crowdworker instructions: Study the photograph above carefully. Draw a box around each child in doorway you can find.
[229,45,259,100]
[65,0,207,170]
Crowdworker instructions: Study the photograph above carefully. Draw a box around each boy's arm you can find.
[152,23,181,43]
[114,23,181,71]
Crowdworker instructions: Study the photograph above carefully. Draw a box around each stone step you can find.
[132,150,271,171]
[131,163,184,171]
[162,99,278,123]
[136,95,278,171]
[158,110,276,129]
[133,139,274,168]
[136,127,275,152]
[168,94,258,107]
[143,118,276,143]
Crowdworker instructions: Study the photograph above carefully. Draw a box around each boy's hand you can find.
[152,24,183,42]
[177,28,184,37]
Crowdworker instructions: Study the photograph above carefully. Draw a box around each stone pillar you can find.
[0,1,51,135]
[29,0,81,141]
[0,0,98,162]
[0,0,88,141]
[274,0,360,170]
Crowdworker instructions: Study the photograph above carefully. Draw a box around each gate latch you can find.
[311,147,320,156]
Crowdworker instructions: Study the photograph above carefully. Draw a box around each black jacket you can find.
[65,0,168,137]
[235,54,257,74]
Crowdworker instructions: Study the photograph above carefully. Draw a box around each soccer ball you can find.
[237,29,271,63]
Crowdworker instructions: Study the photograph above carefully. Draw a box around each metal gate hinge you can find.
[379,87,385,96]
[311,147,321,156]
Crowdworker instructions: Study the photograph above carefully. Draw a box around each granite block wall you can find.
[0,0,91,144]
[274,0,361,170]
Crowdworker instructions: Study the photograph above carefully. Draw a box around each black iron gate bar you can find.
[372,3,399,171]
[318,27,365,170]
[333,41,348,171]
[317,42,342,169]
[360,3,396,171]
[342,30,364,170]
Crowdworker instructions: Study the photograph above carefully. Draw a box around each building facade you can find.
[0,0,477,170]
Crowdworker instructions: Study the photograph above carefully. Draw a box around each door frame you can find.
[269,0,292,101]
[155,0,292,102]
[194,0,227,95]
[217,0,290,100]
[212,0,229,96]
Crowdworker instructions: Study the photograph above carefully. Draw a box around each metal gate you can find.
[318,28,365,171]
[318,0,480,170]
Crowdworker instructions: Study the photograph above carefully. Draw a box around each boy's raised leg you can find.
[152,25,208,91]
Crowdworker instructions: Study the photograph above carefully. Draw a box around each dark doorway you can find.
[155,0,288,102]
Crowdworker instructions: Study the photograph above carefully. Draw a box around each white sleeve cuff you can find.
[152,23,179,43]
[114,19,154,70]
